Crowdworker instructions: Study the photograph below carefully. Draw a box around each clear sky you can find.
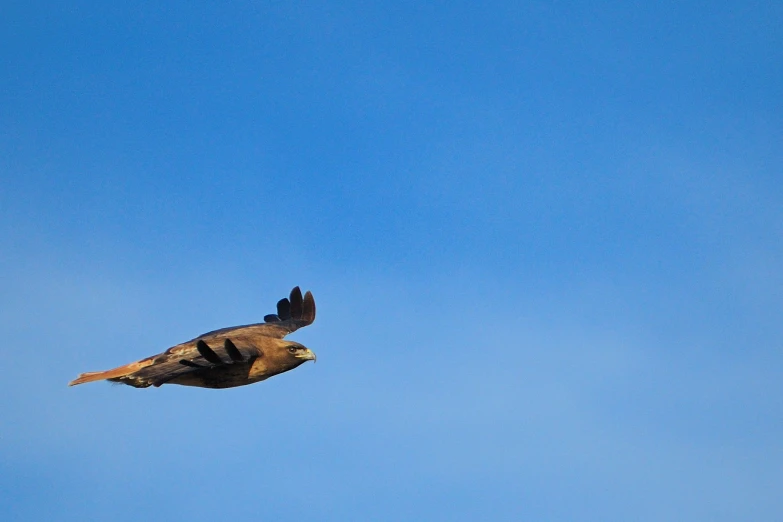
[2,1,782,520]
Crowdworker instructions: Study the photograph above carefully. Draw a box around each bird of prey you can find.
[69,286,316,389]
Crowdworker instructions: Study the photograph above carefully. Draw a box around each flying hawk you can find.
[69,286,316,389]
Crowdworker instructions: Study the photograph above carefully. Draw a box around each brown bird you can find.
[69,286,316,389]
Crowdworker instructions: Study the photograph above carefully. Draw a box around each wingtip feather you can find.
[302,290,316,324]
[277,298,291,320]
[289,287,304,319]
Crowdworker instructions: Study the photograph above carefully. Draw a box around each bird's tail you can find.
[69,358,155,386]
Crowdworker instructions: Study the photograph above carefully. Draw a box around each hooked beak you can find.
[296,349,316,363]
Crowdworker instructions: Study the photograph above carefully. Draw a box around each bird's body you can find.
[69,287,316,389]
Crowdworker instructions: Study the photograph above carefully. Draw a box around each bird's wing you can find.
[117,335,260,387]
[104,287,315,387]
[196,286,316,341]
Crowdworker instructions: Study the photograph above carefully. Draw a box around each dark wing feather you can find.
[196,340,224,364]
[224,338,244,362]
[289,287,303,319]
[277,298,291,320]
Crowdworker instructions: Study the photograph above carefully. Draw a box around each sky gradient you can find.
[2,1,782,520]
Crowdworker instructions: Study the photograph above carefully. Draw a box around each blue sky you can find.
[2,1,782,520]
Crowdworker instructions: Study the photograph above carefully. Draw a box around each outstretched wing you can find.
[71,286,316,388]
[195,286,316,341]
[115,336,261,387]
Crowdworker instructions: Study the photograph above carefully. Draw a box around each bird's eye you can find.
[287,346,297,354]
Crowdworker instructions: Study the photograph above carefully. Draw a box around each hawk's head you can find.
[265,339,316,371]
[282,340,317,364]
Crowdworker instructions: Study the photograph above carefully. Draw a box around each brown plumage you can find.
[69,287,316,389]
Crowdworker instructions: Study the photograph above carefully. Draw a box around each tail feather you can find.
[69,358,155,386]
